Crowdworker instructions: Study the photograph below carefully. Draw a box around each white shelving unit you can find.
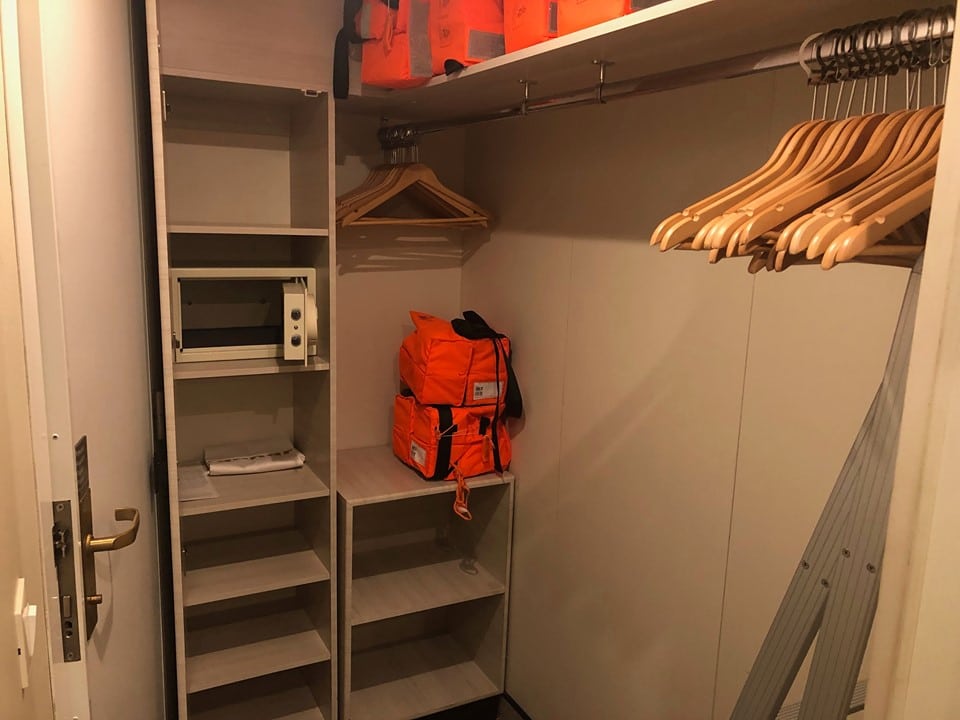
[338,446,514,720]
[145,1,339,718]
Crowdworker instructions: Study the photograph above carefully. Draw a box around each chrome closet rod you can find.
[377,8,955,150]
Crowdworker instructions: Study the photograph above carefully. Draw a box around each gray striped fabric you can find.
[731,257,923,720]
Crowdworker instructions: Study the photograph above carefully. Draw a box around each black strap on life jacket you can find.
[334,0,400,99]
[433,405,457,481]
[431,405,503,481]
[451,310,523,418]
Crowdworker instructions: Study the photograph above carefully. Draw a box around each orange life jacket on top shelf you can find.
[429,0,506,75]
[503,0,558,53]
[357,0,434,89]
[558,0,664,35]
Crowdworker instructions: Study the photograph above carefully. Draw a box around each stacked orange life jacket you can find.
[393,311,522,519]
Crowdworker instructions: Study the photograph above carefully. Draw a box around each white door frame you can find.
[2,0,92,716]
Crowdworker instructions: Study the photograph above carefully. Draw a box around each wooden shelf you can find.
[191,673,327,720]
[343,0,932,123]
[351,635,498,720]
[183,530,329,607]
[174,356,330,381]
[338,446,513,506]
[162,72,327,105]
[180,465,329,517]
[352,560,504,626]
[168,223,329,237]
[187,609,330,694]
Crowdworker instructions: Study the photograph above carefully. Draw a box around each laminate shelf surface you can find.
[338,446,513,506]
[186,609,330,694]
[183,530,330,607]
[192,681,326,720]
[343,0,932,122]
[180,465,329,517]
[168,223,329,237]
[350,635,498,720]
[352,560,505,625]
[173,356,330,380]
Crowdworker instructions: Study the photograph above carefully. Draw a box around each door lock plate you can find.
[51,499,80,662]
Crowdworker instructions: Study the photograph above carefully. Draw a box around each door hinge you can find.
[153,390,166,443]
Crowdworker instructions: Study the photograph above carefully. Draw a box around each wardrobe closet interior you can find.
[143,1,955,719]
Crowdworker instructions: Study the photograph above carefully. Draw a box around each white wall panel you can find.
[462,67,908,719]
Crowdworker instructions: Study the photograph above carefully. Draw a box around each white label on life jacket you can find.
[473,381,500,401]
[410,441,427,468]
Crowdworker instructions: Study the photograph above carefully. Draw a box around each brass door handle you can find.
[84,508,140,553]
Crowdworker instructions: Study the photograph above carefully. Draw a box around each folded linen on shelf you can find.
[203,437,306,476]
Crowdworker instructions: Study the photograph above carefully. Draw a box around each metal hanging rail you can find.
[378,5,955,150]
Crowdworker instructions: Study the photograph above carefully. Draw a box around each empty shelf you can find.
[174,356,330,380]
[180,465,329,517]
[352,560,504,625]
[168,223,329,236]
[184,530,329,607]
[338,446,513,506]
[187,609,330,694]
[351,635,498,720]
[192,680,326,720]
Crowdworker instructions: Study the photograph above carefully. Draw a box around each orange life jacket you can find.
[358,0,434,89]
[399,310,522,415]
[392,393,512,519]
[558,0,647,35]
[503,0,558,53]
[429,0,505,75]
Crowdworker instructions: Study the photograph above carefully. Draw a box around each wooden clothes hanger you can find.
[695,114,863,251]
[821,176,936,268]
[784,106,941,257]
[337,160,491,228]
[651,119,827,250]
[777,107,927,254]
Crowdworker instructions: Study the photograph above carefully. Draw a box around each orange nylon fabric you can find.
[399,311,512,409]
[392,394,512,482]
[558,0,635,35]
[429,0,505,74]
[504,0,557,52]
[358,0,433,89]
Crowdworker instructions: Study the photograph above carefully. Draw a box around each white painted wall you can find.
[461,68,909,719]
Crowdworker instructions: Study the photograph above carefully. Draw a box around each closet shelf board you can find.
[186,609,331,694]
[338,446,513,506]
[168,223,329,237]
[183,530,330,607]
[179,465,329,517]
[344,0,929,122]
[191,681,326,720]
[161,72,328,105]
[350,635,498,720]
[173,356,330,380]
[352,559,505,626]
